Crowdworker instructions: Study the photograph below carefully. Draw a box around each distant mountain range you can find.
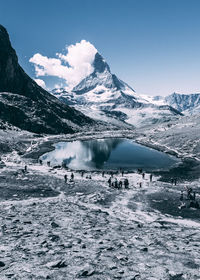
[1,24,199,134]
[0,24,95,134]
[52,52,182,127]
[151,93,200,115]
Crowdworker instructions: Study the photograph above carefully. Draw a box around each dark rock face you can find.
[0,25,94,134]
[93,52,110,73]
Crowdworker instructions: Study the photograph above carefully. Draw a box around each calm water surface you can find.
[40,138,180,171]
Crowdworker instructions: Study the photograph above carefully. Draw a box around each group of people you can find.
[39,159,155,190]
[64,173,74,183]
[108,177,129,189]
[179,186,199,209]
[171,178,177,185]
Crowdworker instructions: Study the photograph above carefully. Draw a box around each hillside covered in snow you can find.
[52,52,182,128]
[152,92,200,115]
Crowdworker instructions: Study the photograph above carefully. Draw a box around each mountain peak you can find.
[72,51,130,94]
[93,52,110,73]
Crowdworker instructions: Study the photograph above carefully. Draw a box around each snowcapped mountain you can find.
[52,52,182,127]
[164,92,200,115]
[148,92,200,115]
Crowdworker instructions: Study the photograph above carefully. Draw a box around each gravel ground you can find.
[0,158,199,280]
[0,127,200,279]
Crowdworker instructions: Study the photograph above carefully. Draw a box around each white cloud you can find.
[30,40,97,90]
[34,78,46,89]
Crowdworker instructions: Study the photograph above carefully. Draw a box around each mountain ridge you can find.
[0,24,95,134]
[151,92,200,115]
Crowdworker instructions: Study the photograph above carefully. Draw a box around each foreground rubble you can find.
[0,159,200,280]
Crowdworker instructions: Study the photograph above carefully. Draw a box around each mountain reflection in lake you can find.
[40,138,180,171]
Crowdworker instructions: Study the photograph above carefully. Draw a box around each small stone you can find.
[46,260,67,269]
[131,274,140,280]
[79,266,95,277]
[0,261,5,267]
[107,246,114,251]
[65,242,73,248]
[23,221,32,224]
[141,247,148,252]
[49,234,60,242]
[51,222,59,228]
[169,273,184,280]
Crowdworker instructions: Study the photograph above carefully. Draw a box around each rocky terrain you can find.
[0,24,200,280]
[137,113,200,162]
[0,151,200,280]
[0,128,199,279]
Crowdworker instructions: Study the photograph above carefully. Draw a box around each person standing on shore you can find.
[180,190,183,201]
[108,177,112,187]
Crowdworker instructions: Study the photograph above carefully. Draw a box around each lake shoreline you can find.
[18,131,200,183]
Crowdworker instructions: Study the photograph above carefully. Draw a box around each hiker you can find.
[174,178,177,186]
[189,201,196,208]
[187,187,193,199]
[21,169,25,175]
[150,174,153,182]
[142,173,145,179]
[114,179,118,189]
[180,190,184,201]
[195,201,200,209]
[122,170,124,177]
[71,173,74,180]
[139,182,142,188]
[138,168,142,174]
[171,178,174,185]
[81,171,84,177]
[119,180,123,188]
[24,165,27,172]
[108,177,112,187]
[47,161,51,167]
[64,174,68,183]
[102,171,105,177]
[124,178,129,189]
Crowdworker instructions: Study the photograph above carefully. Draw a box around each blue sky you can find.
[1,0,200,95]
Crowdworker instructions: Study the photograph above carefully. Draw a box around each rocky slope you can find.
[0,24,95,134]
